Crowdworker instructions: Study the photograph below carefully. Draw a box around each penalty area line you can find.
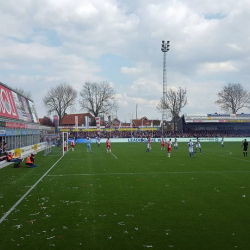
[111,153,118,159]
[0,153,67,225]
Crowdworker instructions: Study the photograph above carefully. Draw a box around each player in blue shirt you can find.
[188,139,195,158]
[87,137,92,153]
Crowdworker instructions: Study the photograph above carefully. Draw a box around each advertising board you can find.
[0,83,39,123]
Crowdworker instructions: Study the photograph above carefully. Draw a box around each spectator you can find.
[6,152,22,163]
[26,154,37,168]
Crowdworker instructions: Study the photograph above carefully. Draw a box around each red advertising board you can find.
[6,122,26,129]
[5,122,39,129]
[0,85,19,120]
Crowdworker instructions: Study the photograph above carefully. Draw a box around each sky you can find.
[1,0,250,122]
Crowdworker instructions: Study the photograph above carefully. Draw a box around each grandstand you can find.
[0,82,54,166]
[177,113,250,137]
[0,82,41,152]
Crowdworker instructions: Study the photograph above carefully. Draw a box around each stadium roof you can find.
[183,114,250,123]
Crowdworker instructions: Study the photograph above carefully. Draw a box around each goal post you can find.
[62,132,69,156]
[44,137,52,156]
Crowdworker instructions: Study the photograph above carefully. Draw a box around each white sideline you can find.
[46,170,250,177]
[0,154,65,224]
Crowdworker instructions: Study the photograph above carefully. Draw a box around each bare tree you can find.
[12,87,32,99]
[43,83,77,125]
[157,87,187,130]
[79,82,118,117]
[215,83,250,114]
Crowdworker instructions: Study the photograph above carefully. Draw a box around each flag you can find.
[75,116,78,129]
[85,116,89,129]
[96,117,100,132]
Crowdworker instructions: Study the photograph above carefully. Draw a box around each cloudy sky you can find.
[1,0,250,122]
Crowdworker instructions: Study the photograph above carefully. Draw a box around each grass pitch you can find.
[0,142,250,250]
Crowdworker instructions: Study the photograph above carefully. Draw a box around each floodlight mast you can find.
[161,40,170,129]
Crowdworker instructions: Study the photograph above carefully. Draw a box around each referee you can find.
[242,139,248,157]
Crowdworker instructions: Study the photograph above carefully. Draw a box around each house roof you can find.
[61,113,94,125]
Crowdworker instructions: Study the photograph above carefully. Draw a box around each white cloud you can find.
[130,78,162,96]
[227,44,242,51]
[1,0,250,122]
[197,61,239,74]
[121,67,142,75]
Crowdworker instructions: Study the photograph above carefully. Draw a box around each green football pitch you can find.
[0,142,250,250]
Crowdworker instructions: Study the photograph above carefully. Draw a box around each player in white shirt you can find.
[148,136,152,150]
[174,138,178,150]
[195,138,202,154]
[146,138,150,152]
[188,139,195,158]
[96,136,101,147]
[221,137,224,147]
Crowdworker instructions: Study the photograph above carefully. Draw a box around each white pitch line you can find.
[46,170,250,177]
[0,154,65,224]
[111,153,118,159]
[43,155,62,157]
[207,152,250,162]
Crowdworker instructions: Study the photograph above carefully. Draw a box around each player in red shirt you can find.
[106,138,111,153]
[167,139,172,157]
[71,139,75,151]
[64,140,67,152]
[161,137,165,150]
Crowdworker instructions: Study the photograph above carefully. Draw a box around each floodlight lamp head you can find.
[162,40,165,44]
[167,41,170,44]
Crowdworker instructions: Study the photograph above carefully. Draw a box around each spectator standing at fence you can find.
[242,139,248,157]
[26,154,37,168]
